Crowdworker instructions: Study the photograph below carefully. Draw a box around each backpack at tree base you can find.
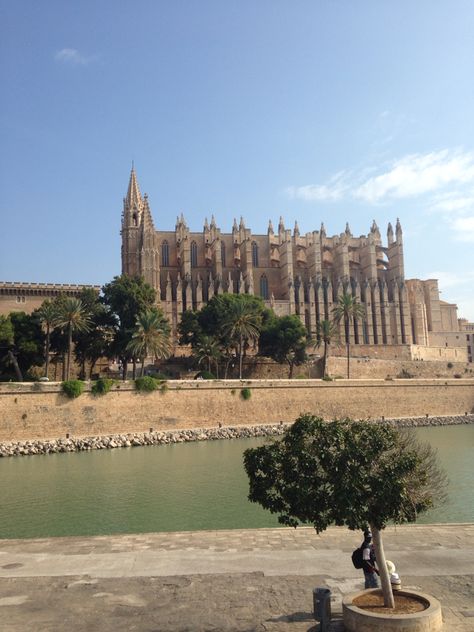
[351,547,364,569]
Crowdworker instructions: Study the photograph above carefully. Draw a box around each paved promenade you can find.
[0,524,473,631]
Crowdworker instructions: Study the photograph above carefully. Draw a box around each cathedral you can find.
[121,168,467,361]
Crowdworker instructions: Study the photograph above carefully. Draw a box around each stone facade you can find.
[459,319,474,363]
[121,168,468,360]
[0,281,100,316]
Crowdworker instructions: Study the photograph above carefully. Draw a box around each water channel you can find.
[0,425,472,539]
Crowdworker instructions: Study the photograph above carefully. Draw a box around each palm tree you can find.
[55,298,92,380]
[332,292,365,378]
[36,300,58,379]
[193,335,222,377]
[315,319,338,378]
[223,301,261,379]
[127,310,172,377]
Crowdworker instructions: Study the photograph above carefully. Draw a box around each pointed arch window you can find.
[161,241,169,267]
[191,241,198,267]
[221,241,226,267]
[260,274,269,300]
[252,241,259,267]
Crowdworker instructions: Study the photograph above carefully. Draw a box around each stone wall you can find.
[326,357,472,379]
[0,379,473,443]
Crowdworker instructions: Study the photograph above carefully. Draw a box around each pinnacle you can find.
[125,166,142,210]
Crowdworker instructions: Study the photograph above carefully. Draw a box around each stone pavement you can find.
[0,524,473,631]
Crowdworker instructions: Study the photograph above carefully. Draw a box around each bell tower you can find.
[121,166,143,277]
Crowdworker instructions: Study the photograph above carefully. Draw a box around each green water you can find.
[0,425,472,538]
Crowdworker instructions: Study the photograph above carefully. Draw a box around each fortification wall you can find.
[326,357,472,379]
[0,379,473,442]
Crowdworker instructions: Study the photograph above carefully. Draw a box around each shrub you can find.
[160,382,168,394]
[91,378,116,395]
[147,371,169,381]
[453,373,462,379]
[135,376,158,392]
[62,380,85,399]
[240,387,252,400]
[447,362,453,369]
[322,375,333,382]
[397,368,414,379]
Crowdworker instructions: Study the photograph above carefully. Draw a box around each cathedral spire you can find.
[125,165,142,210]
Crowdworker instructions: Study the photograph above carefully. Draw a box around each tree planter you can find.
[342,589,442,632]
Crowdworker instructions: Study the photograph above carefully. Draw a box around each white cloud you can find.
[354,150,474,203]
[286,171,351,202]
[54,48,93,65]
[287,149,474,205]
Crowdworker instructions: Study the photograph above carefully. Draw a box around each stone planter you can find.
[342,588,442,632]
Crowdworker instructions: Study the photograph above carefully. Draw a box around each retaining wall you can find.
[0,379,473,442]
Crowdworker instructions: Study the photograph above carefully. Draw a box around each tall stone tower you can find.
[121,167,160,292]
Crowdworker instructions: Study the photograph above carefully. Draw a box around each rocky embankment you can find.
[0,415,473,458]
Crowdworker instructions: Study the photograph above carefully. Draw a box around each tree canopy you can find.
[244,414,447,607]
[259,314,308,377]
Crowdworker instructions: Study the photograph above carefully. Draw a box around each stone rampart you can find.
[0,379,473,443]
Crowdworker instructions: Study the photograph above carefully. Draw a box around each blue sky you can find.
[1,1,474,319]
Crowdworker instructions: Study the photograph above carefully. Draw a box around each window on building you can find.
[252,241,259,267]
[260,274,269,300]
[191,241,198,267]
[221,242,226,267]
[161,241,169,267]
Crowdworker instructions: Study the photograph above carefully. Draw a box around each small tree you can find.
[222,299,262,379]
[193,335,222,377]
[126,309,171,377]
[315,319,338,378]
[244,414,446,608]
[332,292,365,378]
[55,298,92,380]
[260,315,308,378]
[35,300,59,379]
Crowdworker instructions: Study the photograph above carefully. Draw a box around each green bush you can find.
[447,362,453,369]
[322,375,333,382]
[62,380,85,399]
[91,378,116,395]
[135,376,158,392]
[148,371,169,381]
[240,387,251,400]
[160,382,168,394]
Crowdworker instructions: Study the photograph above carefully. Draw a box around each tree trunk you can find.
[7,350,23,382]
[288,361,294,379]
[371,525,395,608]
[141,358,145,377]
[345,315,350,379]
[89,359,97,379]
[322,342,327,377]
[132,359,137,380]
[346,342,350,379]
[66,325,73,380]
[121,358,127,381]
[239,334,243,379]
[45,326,50,379]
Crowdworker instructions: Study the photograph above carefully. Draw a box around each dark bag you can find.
[351,547,364,569]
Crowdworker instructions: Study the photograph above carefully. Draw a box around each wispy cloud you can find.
[354,150,474,203]
[287,149,474,205]
[54,48,94,65]
[286,171,350,202]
